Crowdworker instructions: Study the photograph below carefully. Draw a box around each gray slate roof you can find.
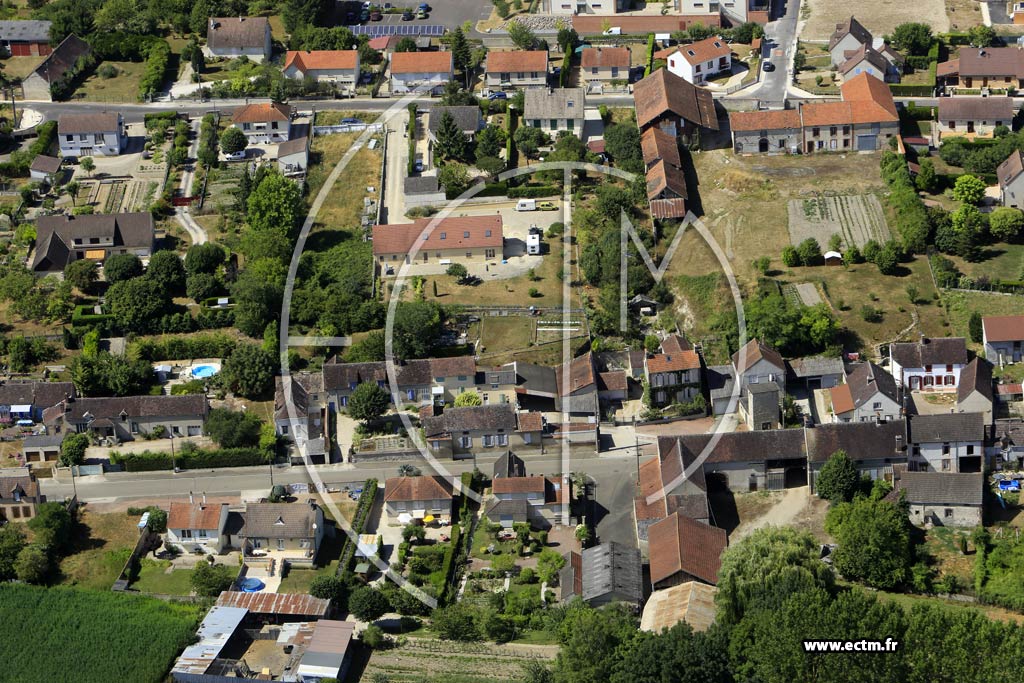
[22,433,65,448]
[958,357,994,404]
[55,394,207,422]
[33,212,154,272]
[847,361,899,408]
[493,450,527,478]
[0,381,75,409]
[706,364,735,401]
[0,20,51,42]
[207,16,268,50]
[422,403,518,437]
[787,356,844,379]
[909,413,985,444]
[404,174,440,194]
[580,542,642,605]
[524,87,586,120]
[805,419,907,463]
[892,466,983,506]
[241,502,320,538]
[427,106,483,135]
[890,337,968,369]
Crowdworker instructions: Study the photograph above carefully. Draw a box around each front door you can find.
[967,121,975,133]
[910,376,921,390]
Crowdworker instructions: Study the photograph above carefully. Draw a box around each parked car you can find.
[416,8,428,18]
[537,201,557,211]
[370,9,382,20]
[762,60,775,72]
[362,1,372,7]
[341,117,362,124]
[401,9,413,19]
[414,160,424,172]
[488,91,508,100]
[360,8,370,20]
[417,2,430,10]
[225,150,247,161]
[528,225,543,235]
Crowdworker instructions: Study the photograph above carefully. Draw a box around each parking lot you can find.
[338,0,493,30]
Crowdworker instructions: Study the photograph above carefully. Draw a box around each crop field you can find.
[787,194,890,249]
[360,636,557,682]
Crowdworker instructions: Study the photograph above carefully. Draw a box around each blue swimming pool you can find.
[239,578,265,592]
[192,364,219,378]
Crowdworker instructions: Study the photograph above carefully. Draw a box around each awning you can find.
[10,405,32,413]
[84,249,105,259]
[397,513,413,524]
[412,509,426,519]
[431,386,444,395]
[423,515,435,524]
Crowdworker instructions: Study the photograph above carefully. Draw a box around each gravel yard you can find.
[801,0,949,40]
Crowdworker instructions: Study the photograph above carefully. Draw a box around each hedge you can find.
[72,304,113,325]
[339,479,379,577]
[901,102,935,121]
[880,151,929,252]
[942,32,972,46]
[644,33,656,77]
[559,50,571,88]
[407,104,417,176]
[143,111,179,127]
[139,40,171,100]
[129,332,238,361]
[438,524,462,604]
[110,447,269,472]
[508,185,560,198]
[890,83,934,97]
[505,108,518,168]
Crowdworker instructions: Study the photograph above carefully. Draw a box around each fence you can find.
[312,122,384,136]
[111,527,160,592]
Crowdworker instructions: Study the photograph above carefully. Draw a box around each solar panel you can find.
[350,23,445,37]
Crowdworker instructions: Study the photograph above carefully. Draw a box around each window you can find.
[592,67,598,74]
[946,364,953,372]
[281,425,289,435]
[440,232,446,240]
[843,125,850,135]
[197,529,208,538]
[942,443,950,455]
[497,434,508,446]
[485,230,492,237]
[942,459,951,471]
[550,119,557,128]
[611,67,618,77]
[761,422,772,430]
[830,126,837,136]
[567,119,574,131]
[483,435,493,447]
[925,364,932,372]
[873,402,882,410]
[533,119,541,127]
[967,445,975,455]
[463,231,470,238]
[277,539,285,550]
[466,252,472,258]
[944,508,953,518]
[695,64,702,73]
[180,529,193,539]
[459,436,472,448]
[812,127,820,137]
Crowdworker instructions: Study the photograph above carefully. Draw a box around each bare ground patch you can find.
[802,0,949,41]
[787,193,891,249]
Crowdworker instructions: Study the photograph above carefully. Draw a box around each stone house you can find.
[937,97,1015,140]
[648,512,727,589]
[421,404,542,459]
[239,501,324,557]
[21,34,91,102]
[559,543,642,608]
[806,419,908,491]
[889,336,968,392]
[888,464,984,527]
[633,68,718,143]
[484,50,548,90]
[828,361,901,423]
[908,413,985,473]
[0,472,43,522]
[957,358,994,425]
[644,347,701,407]
[43,394,208,443]
[383,475,454,525]
[523,87,586,136]
[0,20,52,57]
[0,380,75,424]
[485,473,568,529]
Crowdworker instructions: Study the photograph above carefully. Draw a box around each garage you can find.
[856,134,877,151]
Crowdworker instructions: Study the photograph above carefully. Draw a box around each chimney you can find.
[202,492,207,504]
[895,435,903,452]
[189,491,194,504]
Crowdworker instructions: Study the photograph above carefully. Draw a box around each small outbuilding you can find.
[824,250,843,265]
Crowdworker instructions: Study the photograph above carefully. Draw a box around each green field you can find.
[130,559,195,595]
[0,583,202,683]
[73,61,146,102]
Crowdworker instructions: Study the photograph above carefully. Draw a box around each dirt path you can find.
[730,486,812,542]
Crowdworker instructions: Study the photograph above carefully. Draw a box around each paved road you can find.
[381,108,409,224]
[741,0,800,106]
[175,118,208,245]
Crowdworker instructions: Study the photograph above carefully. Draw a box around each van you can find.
[516,199,537,211]
[527,233,541,255]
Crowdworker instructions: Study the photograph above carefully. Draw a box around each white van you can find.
[516,199,537,211]
[527,233,541,255]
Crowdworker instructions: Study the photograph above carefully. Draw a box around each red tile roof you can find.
[517,411,543,433]
[729,107,802,132]
[492,476,545,494]
[485,50,548,73]
[650,198,688,219]
[384,475,454,502]
[391,51,453,74]
[556,352,596,395]
[661,335,692,354]
[983,315,1024,343]
[634,68,718,131]
[646,350,700,373]
[372,215,503,257]
[640,127,681,168]
[646,159,688,200]
[648,512,726,586]
[671,36,731,66]
[581,46,630,69]
[232,102,292,124]
[284,50,358,72]
[167,502,224,531]
[216,591,331,616]
[830,384,854,415]
[598,371,628,392]
[838,72,898,121]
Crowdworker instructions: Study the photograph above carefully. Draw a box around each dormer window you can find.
[713,41,721,48]
[120,409,128,422]
[687,49,696,56]
[275,516,285,525]
[463,231,470,238]
[440,232,446,240]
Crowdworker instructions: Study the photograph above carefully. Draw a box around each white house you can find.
[908,413,986,473]
[485,50,548,90]
[937,97,1015,140]
[390,51,453,96]
[283,50,360,94]
[166,501,230,553]
[231,102,292,143]
[829,361,901,423]
[732,338,786,395]
[983,315,1024,363]
[523,87,586,136]
[665,37,732,85]
[58,112,125,157]
[997,150,1024,209]
[277,136,309,176]
[890,337,969,392]
[205,17,271,62]
[828,16,874,67]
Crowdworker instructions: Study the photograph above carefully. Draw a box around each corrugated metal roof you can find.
[215,591,330,616]
[171,606,248,675]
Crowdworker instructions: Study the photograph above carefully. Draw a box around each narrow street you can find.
[381,108,410,224]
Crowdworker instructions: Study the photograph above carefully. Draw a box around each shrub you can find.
[781,245,800,267]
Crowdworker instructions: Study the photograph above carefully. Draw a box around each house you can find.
[486,473,568,529]
[648,512,727,589]
[665,37,732,86]
[322,361,388,410]
[390,50,453,96]
[937,97,1015,140]
[829,361,901,423]
[0,380,75,423]
[559,542,642,608]
[43,394,208,442]
[634,438,711,542]
[523,87,586,136]
[730,73,899,154]
[430,356,480,404]
[404,175,446,208]
[580,47,630,92]
[277,136,309,176]
[732,338,786,395]
[21,34,91,101]
[0,472,43,522]
[645,346,701,407]
[828,16,874,66]
[633,68,718,142]
[239,501,324,557]
[706,364,738,416]
[58,111,125,157]
[888,464,984,527]
[787,355,844,390]
[889,336,969,392]
[205,17,271,62]
[273,373,326,464]
[597,370,628,402]
[427,106,484,144]
[282,50,360,94]
[957,358,994,424]
[743,382,781,431]
[21,433,64,465]
[908,413,985,473]
[555,352,600,417]
[997,150,1024,208]
[937,47,1024,90]
[383,475,454,525]
[372,215,503,267]
[484,50,549,90]
[641,581,718,633]
[31,213,155,273]
[983,315,1024,363]
[421,404,542,458]
[838,43,901,84]
[166,501,231,553]
[640,126,688,219]
[548,0,624,15]
[231,102,292,143]
[29,155,61,185]
[0,20,52,57]
[806,419,908,489]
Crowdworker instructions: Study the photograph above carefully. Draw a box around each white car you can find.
[225,150,247,161]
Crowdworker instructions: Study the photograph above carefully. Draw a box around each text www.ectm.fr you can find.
[803,639,900,653]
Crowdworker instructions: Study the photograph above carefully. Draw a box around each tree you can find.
[346,331,386,362]
[220,127,248,155]
[145,250,186,294]
[392,302,442,359]
[309,575,350,610]
[969,311,984,343]
[439,79,478,106]
[431,603,481,641]
[349,586,390,622]
[232,262,285,338]
[603,123,644,172]
[828,496,911,589]
[187,272,221,303]
[815,450,860,502]
[191,562,235,597]
[393,37,417,52]
[454,391,482,407]
[0,525,26,581]
[446,262,469,282]
[65,181,80,206]
[15,544,50,584]
[70,352,152,397]
[28,502,73,553]
[205,408,262,448]
[796,237,821,266]
[506,20,537,50]
[952,174,986,205]
[476,156,505,178]
[969,24,997,48]
[348,382,389,422]
[438,162,471,197]
[875,240,901,275]
[59,433,89,467]
[475,124,506,159]
[247,169,303,236]
[553,603,637,683]
[402,523,426,543]
[514,125,548,158]
[686,22,713,41]
[781,245,799,267]
[185,242,225,274]
[103,253,143,283]
[535,548,566,584]
[221,343,276,398]
[950,204,986,260]
[989,206,1024,242]
[915,158,938,193]
[449,27,473,86]
[106,277,168,331]
[64,259,98,293]
[434,111,470,161]
[888,22,933,55]
[79,157,95,177]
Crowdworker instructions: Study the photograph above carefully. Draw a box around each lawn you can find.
[130,559,195,595]
[279,520,348,593]
[72,60,146,102]
[0,55,41,80]
[867,586,1024,624]
[474,316,535,357]
[944,289,1024,354]
[946,242,1024,284]
[470,522,519,560]
[307,132,383,233]
[58,509,141,591]
[0,584,203,683]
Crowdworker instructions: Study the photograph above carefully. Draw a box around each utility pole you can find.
[170,435,176,472]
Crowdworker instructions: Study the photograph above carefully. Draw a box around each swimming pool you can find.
[239,577,265,592]
[191,364,219,379]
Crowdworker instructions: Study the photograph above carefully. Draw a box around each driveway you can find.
[381,108,410,224]
[176,117,208,245]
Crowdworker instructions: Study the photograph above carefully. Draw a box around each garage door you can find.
[856,135,876,151]
[187,426,201,436]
